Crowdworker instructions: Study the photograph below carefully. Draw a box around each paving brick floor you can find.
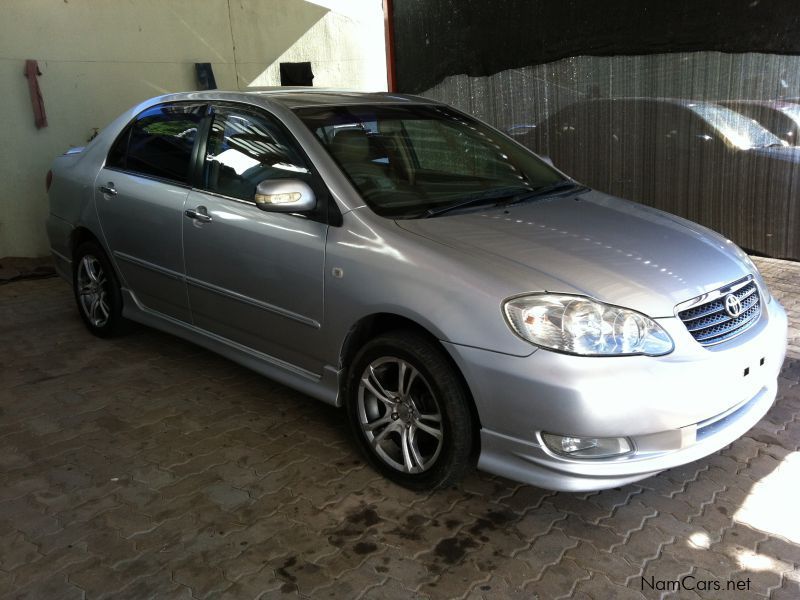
[0,257,798,599]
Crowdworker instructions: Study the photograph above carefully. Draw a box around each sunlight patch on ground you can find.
[734,549,781,572]
[689,531,711,549]
[734,450,800,544]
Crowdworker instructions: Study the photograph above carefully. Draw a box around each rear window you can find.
[107,103,206,183]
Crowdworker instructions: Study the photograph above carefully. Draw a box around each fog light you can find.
[542,433,632,458]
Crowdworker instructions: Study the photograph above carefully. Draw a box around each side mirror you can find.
[254,179,316,213]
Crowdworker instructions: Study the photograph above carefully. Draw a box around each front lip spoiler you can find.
[477,381,777,492]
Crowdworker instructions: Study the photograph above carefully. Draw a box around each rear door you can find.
[181,103,329,374]
[95,102,205,322]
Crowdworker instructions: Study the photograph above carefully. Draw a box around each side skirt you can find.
[120,288,343,407]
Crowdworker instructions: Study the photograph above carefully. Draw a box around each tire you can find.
[345,330,475,490]
[72,241,125,338]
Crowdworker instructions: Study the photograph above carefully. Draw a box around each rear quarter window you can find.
[107,103,206,183]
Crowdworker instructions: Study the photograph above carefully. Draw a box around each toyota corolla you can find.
[46,90,787,491]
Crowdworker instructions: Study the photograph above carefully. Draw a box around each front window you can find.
[295,104,564,218]
[202,106,312,202]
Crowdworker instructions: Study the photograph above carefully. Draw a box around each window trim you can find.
[106,125,131,171]
[194,100,339,225]
[102,101,209,187]
[101,98,342,225]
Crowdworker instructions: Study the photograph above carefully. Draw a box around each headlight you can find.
[503,294,674,356]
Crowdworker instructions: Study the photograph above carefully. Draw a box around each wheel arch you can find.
[70,226,104,258]
[339,312,482,459]
[70,226,128,292]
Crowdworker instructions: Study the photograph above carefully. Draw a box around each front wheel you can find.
[346,331,475,490]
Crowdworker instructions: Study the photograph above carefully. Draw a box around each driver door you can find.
[182,103,329,374]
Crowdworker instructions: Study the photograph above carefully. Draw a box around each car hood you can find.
[395,190,752,317]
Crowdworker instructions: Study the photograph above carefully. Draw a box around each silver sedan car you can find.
[46,90,788,491]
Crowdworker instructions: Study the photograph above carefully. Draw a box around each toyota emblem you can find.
[724,293,743,318]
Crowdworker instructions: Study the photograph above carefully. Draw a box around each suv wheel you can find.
[73,241,125,337]
[346,331,474,490]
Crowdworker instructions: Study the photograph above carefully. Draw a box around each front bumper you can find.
[445,299,788,491]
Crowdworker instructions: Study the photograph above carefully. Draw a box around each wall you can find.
[419,53,800,260]
[392,0,800,95]
[421,53,800,133]
[392,1,800,259]
[0,0,386,257]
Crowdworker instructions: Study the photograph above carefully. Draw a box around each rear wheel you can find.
[73,241,125,337]
[346,331,474,490]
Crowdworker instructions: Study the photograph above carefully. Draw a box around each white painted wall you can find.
[0,0,387,257]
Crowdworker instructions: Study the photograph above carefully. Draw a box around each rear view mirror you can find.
[254,179,316,213]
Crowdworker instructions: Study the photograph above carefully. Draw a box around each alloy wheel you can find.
[357,356,444,473]
[76,254,110,328]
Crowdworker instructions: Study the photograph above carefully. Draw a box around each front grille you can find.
[678,280,761,346]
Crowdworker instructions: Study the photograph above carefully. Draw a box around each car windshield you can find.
[294,104,565,218]
[688,103,785,149]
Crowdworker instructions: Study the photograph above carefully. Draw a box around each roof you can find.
[719,99,800,110]
[160,88,437,109]
[250,89,436,108]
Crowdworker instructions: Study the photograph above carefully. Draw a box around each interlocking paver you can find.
[565,541,641,585]
[15,574,85,600]
[661,540,740,583]
[217,567,285,600]
[10,541,94,589]
[514,529,579,580]
[0,256,798,598]
[554,513,625,551]
[418,558,491,596]
[772,578,800,600]
[359,575,422,599]
[574,573,647,599]
[525,558,591,599]
[0,531,41,571]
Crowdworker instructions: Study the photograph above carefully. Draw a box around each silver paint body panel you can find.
[94,168,191,321]
[182,188,328,373]
[46,90,788,491]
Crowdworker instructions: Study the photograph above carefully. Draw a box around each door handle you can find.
[185,206,212,223]
[98,183,117,196]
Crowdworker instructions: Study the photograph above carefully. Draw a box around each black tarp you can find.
[393,0,800,93]
[280,62,314,86]
[195,63,217,90]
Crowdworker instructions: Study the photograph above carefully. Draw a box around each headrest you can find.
[329,129,370,162]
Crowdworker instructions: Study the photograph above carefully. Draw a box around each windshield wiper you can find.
[420,180,585,219]
[420,186,534,218]
[498,181,586,207]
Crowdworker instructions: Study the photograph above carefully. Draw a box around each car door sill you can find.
[119,287,341,407]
